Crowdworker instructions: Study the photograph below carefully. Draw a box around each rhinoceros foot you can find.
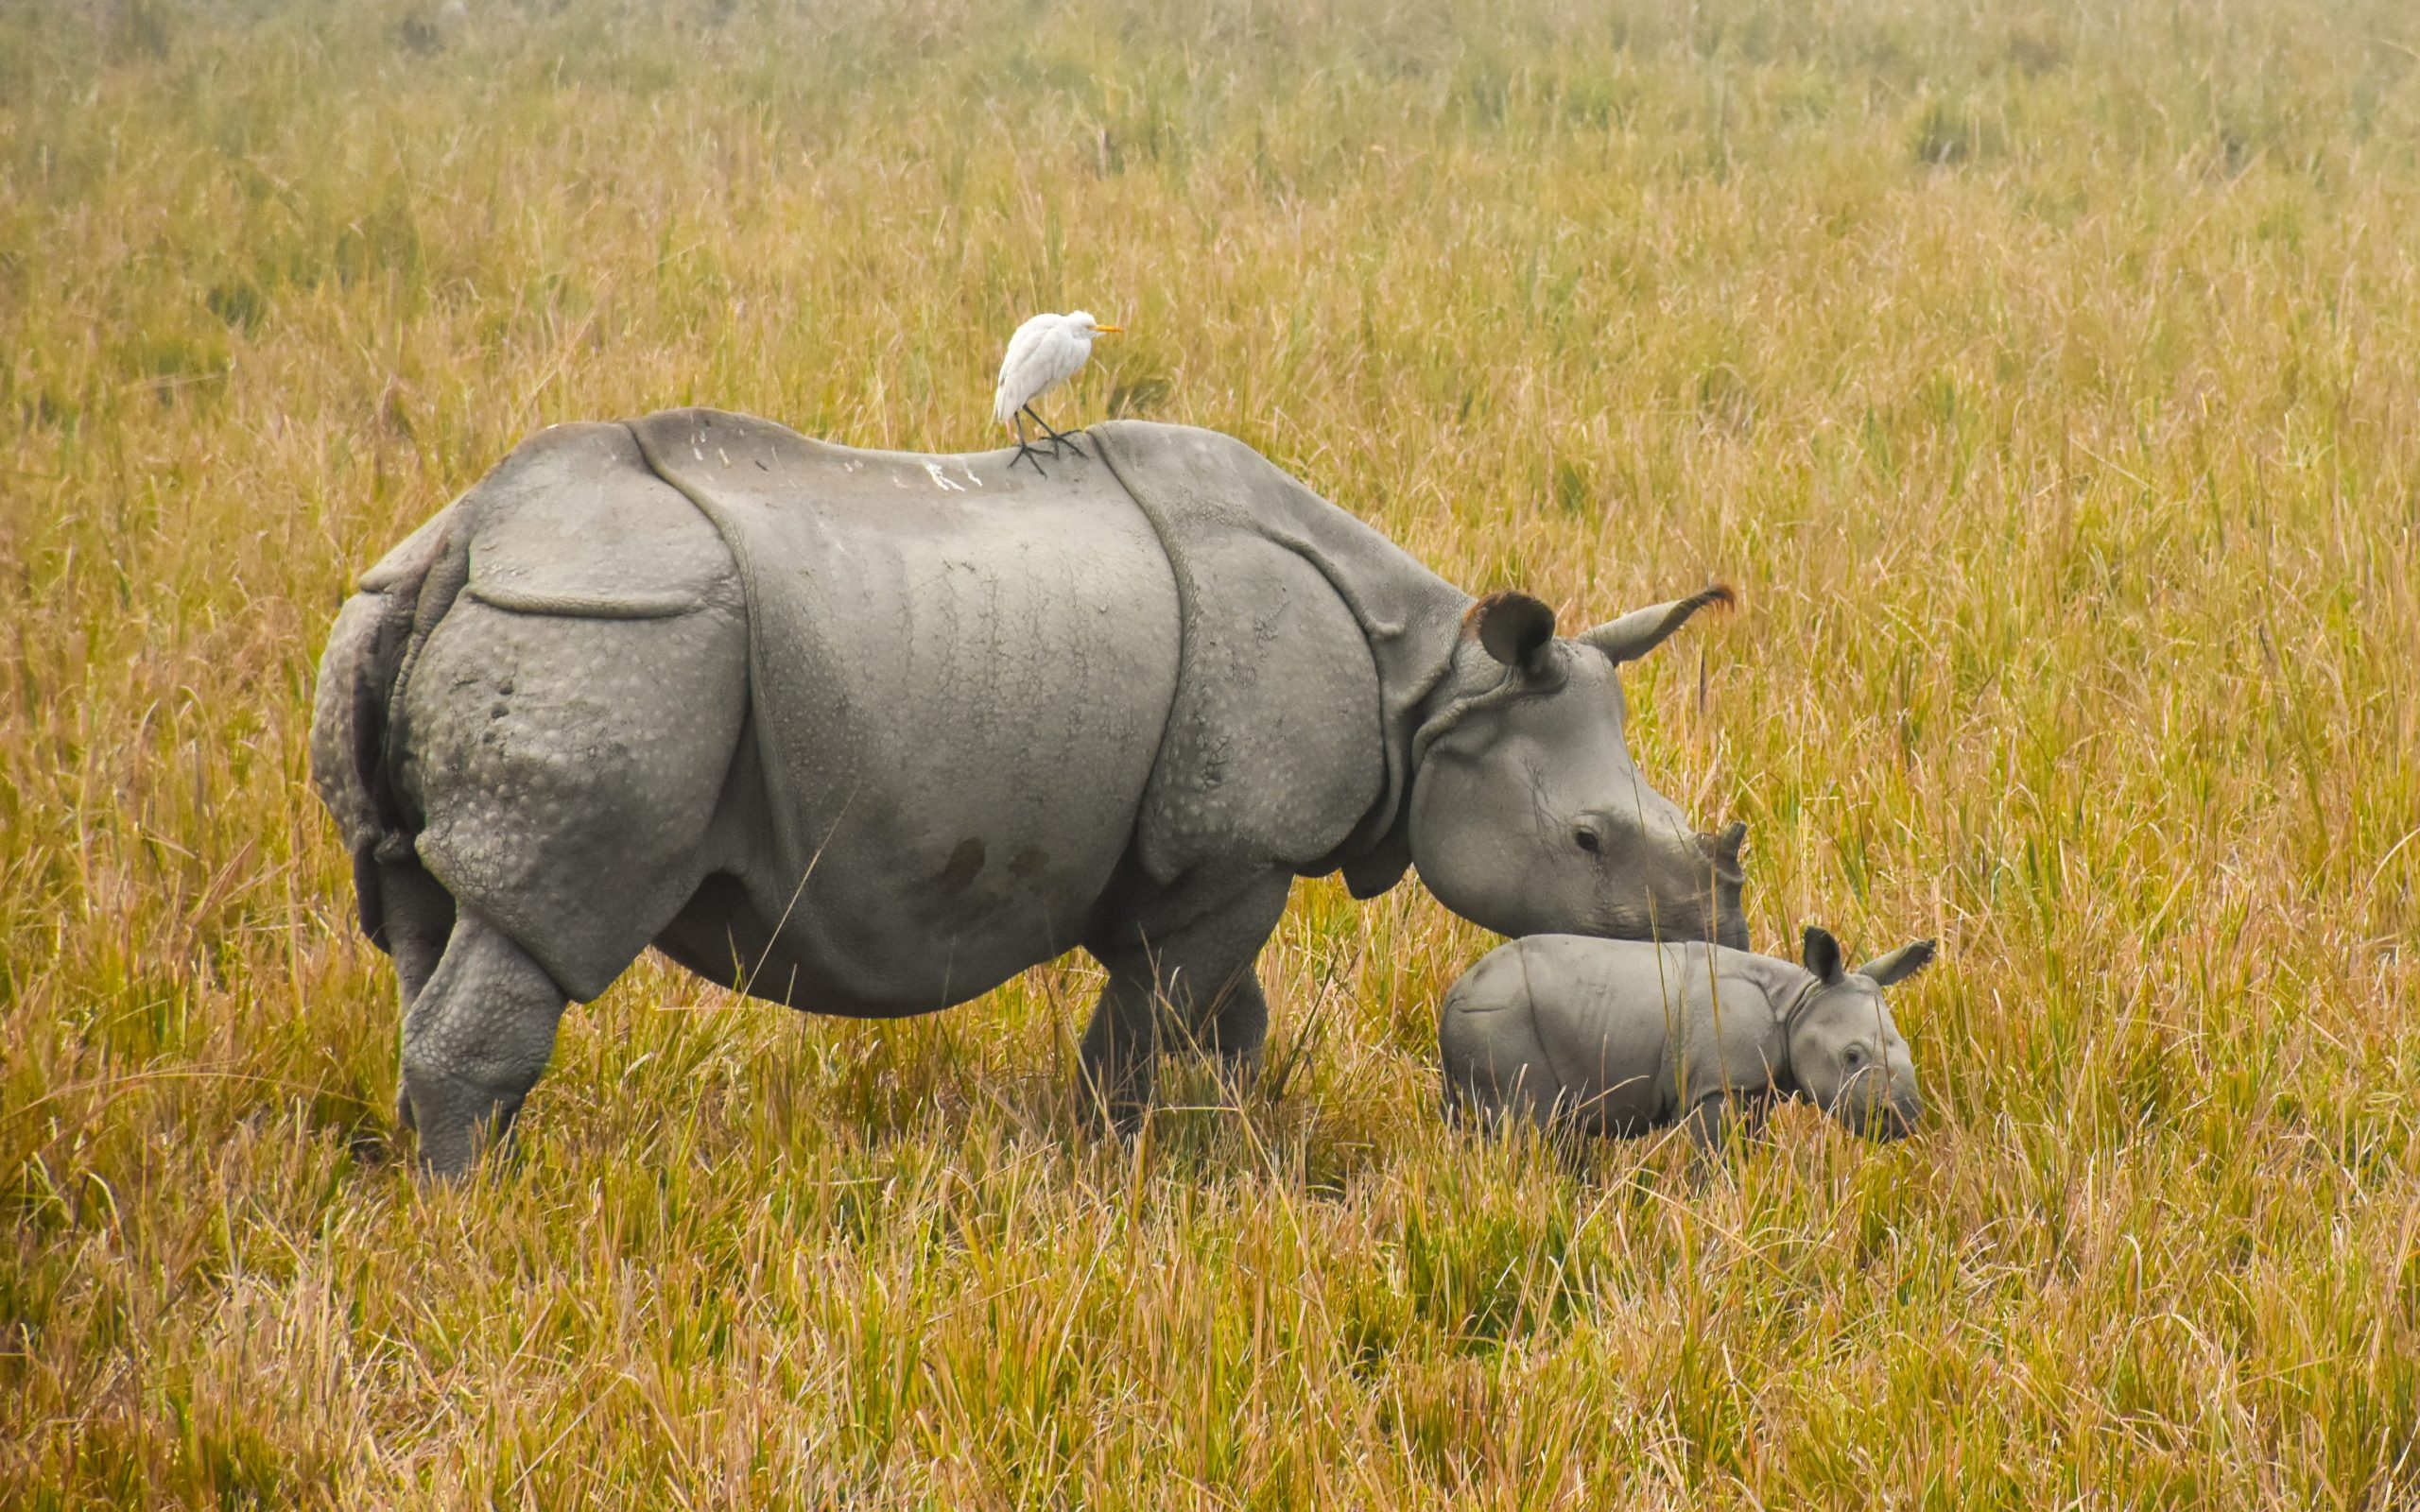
[396,911,570,1177]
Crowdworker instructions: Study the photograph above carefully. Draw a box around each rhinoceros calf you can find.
[1440,928,1935,1151]
[313,409,1749,1173]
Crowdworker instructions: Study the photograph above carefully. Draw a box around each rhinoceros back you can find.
[626,409,1182,1014]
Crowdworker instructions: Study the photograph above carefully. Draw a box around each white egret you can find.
[993,310,1122,474]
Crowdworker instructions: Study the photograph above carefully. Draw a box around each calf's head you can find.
[1785,927,1934,1140]
[1406,588,1747,948]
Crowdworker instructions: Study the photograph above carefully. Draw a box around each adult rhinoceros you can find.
[312,409,1745,1173]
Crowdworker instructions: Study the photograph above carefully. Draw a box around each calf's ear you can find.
[1576,583,1735,664]
[1802,926,1844,986]
[1466,592,1558,672]
[1858,938,1938,988]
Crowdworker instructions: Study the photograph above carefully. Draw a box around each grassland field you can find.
[5,0,2420,1504]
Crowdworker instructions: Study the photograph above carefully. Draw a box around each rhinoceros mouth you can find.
[1825,1071,1920,1142]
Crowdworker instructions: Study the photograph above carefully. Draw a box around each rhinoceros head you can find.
[1405,587,1747,949]
[1786,928,1934,1140]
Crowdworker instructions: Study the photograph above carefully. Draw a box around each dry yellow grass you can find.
[4,0,2419,1504]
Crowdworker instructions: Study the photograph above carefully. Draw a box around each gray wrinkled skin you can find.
[311,409,1745,1174]
[1409,599,1747,946]
[1439,927,1934,1152]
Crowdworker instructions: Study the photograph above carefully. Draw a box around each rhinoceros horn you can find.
[1696,818,1746,879]
[1575,584,1737,664]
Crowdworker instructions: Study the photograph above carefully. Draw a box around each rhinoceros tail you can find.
[308,506,471,952]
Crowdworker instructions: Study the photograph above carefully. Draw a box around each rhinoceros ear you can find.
[1802,926,1845,986]
[1576,584,1735,665]
[1465,592,1558,671]
[1858,938,1938,988]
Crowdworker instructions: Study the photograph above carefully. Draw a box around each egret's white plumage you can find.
[994,311,1117,422]
[993,311,1121,472]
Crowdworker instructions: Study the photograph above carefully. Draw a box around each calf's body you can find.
[1440,930,1933,1149]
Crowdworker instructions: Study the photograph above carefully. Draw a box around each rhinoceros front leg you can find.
[397,908,570,1177]
[1681,1091,1769,1175]
[1080,872,1291,1127]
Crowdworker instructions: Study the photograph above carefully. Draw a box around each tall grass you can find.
[3,0,2418,1503]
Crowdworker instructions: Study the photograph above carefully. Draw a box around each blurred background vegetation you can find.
[3,0,2418,1504]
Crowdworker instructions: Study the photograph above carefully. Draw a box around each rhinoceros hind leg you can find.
[379,857,458,1132]
[381,857,458,1009]
[397,908,569,1177]
[1080,873,1290,1127]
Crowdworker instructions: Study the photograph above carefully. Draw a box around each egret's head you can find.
[1069,311,1123,338]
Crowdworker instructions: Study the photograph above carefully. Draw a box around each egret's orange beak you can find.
[1096,324,1124,335]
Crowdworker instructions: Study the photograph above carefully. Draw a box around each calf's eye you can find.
[1573,829,1601,853]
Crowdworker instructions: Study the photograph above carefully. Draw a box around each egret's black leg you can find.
[1024,404,1087,459]
[1009,411,1047,475]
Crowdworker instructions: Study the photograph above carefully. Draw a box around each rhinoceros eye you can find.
[1842,1044,1867,1069]
[1573,828,1601,854]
